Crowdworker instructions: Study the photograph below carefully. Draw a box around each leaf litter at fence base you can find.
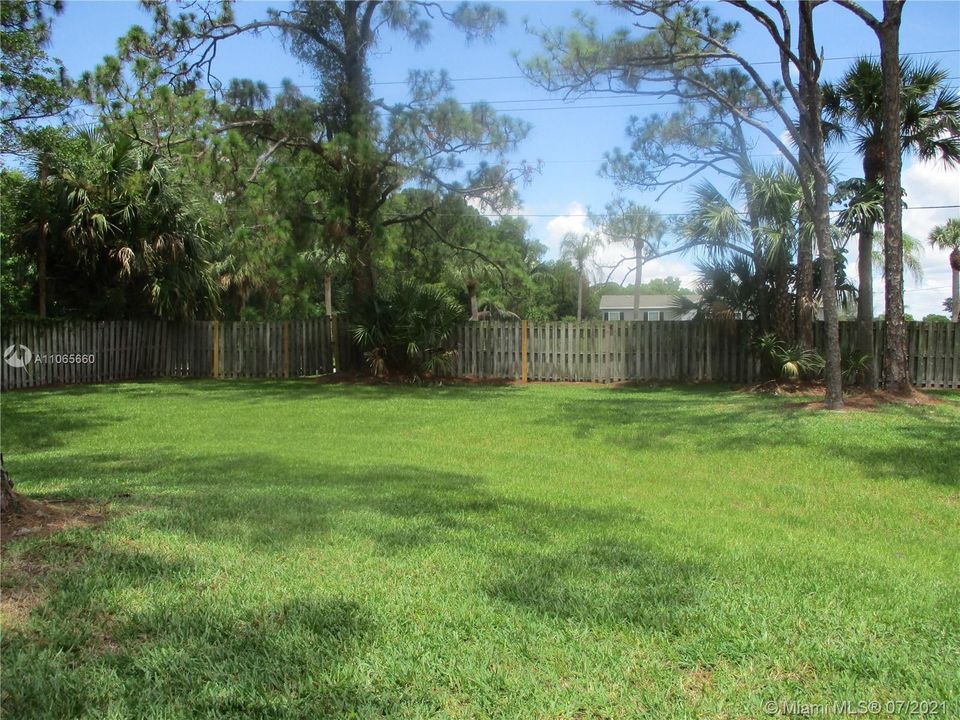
[741,380,944,410]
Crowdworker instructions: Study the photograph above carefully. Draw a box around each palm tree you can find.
[929,218,960,322]
[560,231,598,321]
[596,199,666,318]
[446,254,493,321]
[871,233,924,285]
[823,57,960,386]
[679,164,802,342]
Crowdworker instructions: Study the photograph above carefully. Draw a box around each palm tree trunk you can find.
[773,257,794,342]
[952,266,959,322]
[879,0,909,393]
[856,221,877,387]
[857,151,882,389]
[577,267,584,322]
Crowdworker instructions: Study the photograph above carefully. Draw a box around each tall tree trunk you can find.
[339,3,380,312]
[467,278,479,320]
[348,219,377,312]
[857,148,883,389]
[0,455,18,514]
[37,159,48,318]
[796,225,815,348]
[951,251,960,322]
[773,257,794,342]
[324,271,333,318]
[799,0,843,409]
[633,239,643,318]
[577,267,584,321]
[879,1,909,392]
[856,220,876,385]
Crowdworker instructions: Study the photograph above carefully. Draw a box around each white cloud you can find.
[542,201,590,254]
[901,158,960,316]
[774,129,795,157]
[534,201,698,287]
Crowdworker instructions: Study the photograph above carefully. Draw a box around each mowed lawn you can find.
[1,381,958,719]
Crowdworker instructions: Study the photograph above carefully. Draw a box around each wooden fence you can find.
[1,319,356,390]
[454,320,960,389]
[3,318,958,390]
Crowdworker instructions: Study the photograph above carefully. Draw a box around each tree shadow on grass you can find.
[553,388,804,454]
[554,386,960,488]
[14,448,628,551]
[832,407,959,487]
[0,392,125,453]
[484,537,705,633]
[2,448,711,716]
[2,541,391,719]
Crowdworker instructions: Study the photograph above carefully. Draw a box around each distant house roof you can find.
[599,294,701,310]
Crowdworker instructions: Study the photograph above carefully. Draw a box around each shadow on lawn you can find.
[3,450,708,716]
[15,448,707,628]
[2,542,394,718]
[485,537,704,632]
[553,386,960,487]
[0,392,125,453]
[554,387,804,453]
[835,406,959,487]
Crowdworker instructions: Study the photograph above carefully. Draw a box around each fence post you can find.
[521,319,528,384]
[211,321,220,378]
[283,321,291,378]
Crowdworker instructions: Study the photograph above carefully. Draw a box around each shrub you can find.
[353,280,465,377]
[753,332,825,380]
[841,349,872,385]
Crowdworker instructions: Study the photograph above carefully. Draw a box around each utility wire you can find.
[419,204,960,219]
[363,48,960,87]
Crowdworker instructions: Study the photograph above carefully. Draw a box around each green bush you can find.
[352,279,465,377]
[754,332,825,380]
[841,348,872,385]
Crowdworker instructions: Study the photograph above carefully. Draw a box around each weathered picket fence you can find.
[3,318,958,390]
[454,320,960,389]
[1,319,359,390]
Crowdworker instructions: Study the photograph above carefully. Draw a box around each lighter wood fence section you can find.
[1,319,337,390]
[455,320,960,389]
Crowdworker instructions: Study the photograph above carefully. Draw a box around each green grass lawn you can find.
[1,381,958,718]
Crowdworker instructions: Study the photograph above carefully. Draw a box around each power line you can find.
[363,48,960,87]
[432,204,960,220]
[904,285,951,293]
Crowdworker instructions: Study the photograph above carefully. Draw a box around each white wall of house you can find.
[601,307,689,321]
[599,294,700,321]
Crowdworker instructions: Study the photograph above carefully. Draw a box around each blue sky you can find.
[50,1,960,316]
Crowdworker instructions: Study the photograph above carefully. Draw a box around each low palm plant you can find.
[841,348,872,385]
[353,279,465,377]
[754,332,825,381]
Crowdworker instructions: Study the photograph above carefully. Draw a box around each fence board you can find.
[452,320,960,389]
[1,319,340,390]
